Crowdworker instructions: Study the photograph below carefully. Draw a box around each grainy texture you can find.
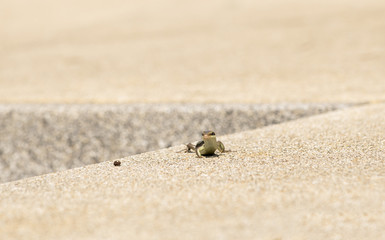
[0,0,384,104]
[0,103,384,240]
[1,0,384,239]
[0,103,349,183]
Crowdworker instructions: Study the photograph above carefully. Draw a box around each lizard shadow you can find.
[199,153,220,158]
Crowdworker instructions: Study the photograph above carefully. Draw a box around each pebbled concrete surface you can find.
[1,0,384,239]
[0,103,384,240]
[0,103,350,183]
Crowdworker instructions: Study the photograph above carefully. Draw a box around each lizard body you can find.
[181,131,225,158]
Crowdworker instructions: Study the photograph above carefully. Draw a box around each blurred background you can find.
[1,0,384,103]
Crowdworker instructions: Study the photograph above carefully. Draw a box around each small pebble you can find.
[113,160,121,166]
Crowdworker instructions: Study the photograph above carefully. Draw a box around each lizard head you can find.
[202,130,216,140]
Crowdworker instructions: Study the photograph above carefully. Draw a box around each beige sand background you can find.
[1,0,384,104]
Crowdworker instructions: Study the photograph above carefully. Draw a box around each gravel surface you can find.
[1,103,384,240]
[1,0,384,238]
[0,103,350,183]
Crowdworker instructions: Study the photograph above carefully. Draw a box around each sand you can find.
[1,0,385,239]
[0,103,384,239]
[0,103,349,183]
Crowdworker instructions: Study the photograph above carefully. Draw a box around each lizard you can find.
[180,130,226,158]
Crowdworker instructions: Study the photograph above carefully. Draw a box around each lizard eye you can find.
[210,132,215,135]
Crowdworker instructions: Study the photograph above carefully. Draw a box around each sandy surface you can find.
[1,103,384,239]
[1,103,347,183]
[1,0,385,104]
[1,1,385,239]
